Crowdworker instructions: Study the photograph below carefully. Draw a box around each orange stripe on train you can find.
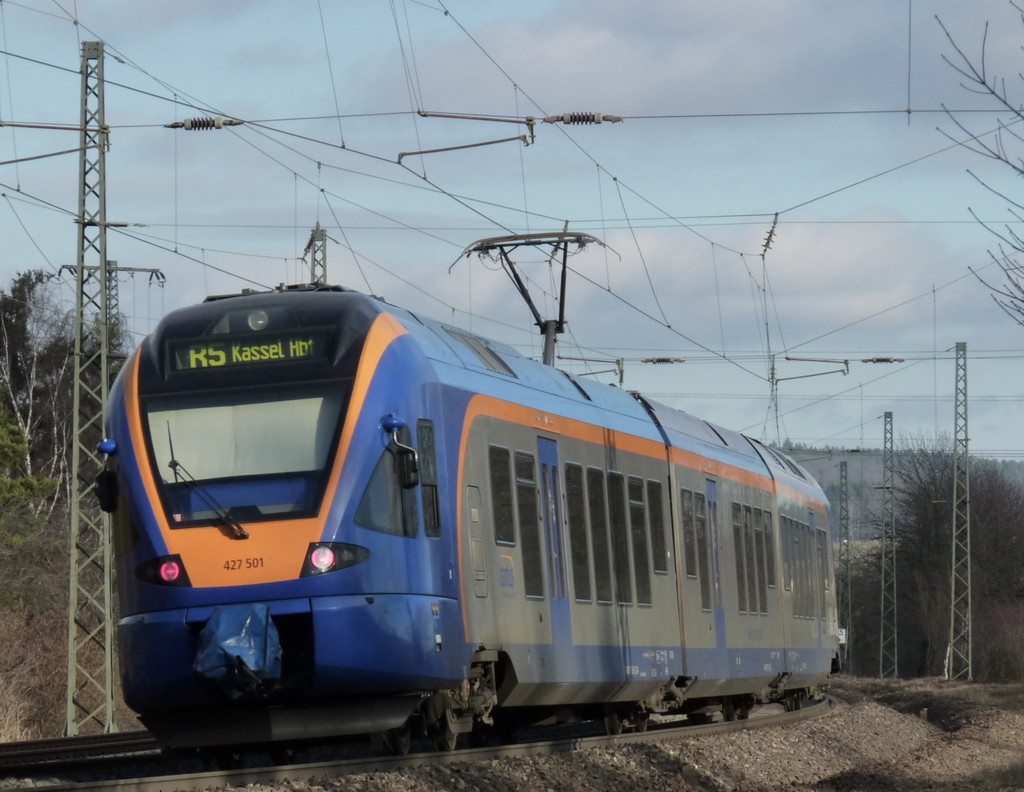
[454,394,826,640]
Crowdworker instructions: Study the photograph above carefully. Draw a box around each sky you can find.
[2,0,1024,458]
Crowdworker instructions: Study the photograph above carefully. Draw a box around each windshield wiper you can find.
[166,423,249,540]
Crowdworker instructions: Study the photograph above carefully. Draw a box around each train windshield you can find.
[144,385,345,526]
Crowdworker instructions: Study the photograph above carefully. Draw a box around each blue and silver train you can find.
[99,282,838,751]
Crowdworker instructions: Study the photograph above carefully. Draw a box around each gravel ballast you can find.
[220,678,1024,792]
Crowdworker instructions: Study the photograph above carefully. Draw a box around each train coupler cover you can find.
[194,603,283,701]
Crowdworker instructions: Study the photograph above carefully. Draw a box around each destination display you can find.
[170,329,330,371]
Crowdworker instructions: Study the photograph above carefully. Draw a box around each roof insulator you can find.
[165,117,244,131]
[543,112,622,125]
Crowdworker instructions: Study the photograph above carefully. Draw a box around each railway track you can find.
[0,698,834,792]
[0,729,158,768]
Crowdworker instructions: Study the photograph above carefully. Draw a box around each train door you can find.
[538,438,571,666]
[466,485,487,598]
[705,479,729,672]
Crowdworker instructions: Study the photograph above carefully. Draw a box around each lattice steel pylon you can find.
[305,222,327,284]
[66,40,116,735]
[948,342,972,680]
[838,461,852,670]
[879,411,898,678]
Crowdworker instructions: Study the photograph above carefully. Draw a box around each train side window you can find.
[399,426,419,537]
[354,425,418,538]
[817,527,828,619]
[516,451,545,599]
[695,493,712,611]
[628,476,652,606]
[732,502,747,614]
[587,467,614,604]
[488,446,516,545]
[648,480,668,575]
[781,516,793,593]
[743,505,759,616]
[764,511,777,588]
[804,522,814,619]
[800,522,811,618]
[793,522,804,617]
[607,472,633,605]
[417,420,441,538]
[565,464,592,603]
[754,508,768,615]
[820,525,831,590]
[681,488,697,578]
[802,522,811,622]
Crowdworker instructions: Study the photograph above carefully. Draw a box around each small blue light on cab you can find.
[97,438,118,457]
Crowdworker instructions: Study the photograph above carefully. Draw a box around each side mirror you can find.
[382,414,419,489]
[96,469,119,513]
[397,446,419,489]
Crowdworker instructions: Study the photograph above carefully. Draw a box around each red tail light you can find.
[300,543,369,577]
[137,554,192,587]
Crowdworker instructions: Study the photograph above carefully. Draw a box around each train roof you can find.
[159,285,825,501]
[394,303,665,443]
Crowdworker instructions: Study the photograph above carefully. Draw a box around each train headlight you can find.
[310,546,335,572]
[300,542,369,577]
[137,554,192,587]
[247,310,270,331]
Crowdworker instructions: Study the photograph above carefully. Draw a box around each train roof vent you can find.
[446,330,517,377]
[761,443,806,480]
[705,422,730,447]
[561,371,592,401]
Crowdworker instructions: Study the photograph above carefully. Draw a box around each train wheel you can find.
[384,724,412,756]
[371,723,412,756]
[633,712,650,733]
[722,698,737,722]
[604,709,624,736]
[433,719,459,752]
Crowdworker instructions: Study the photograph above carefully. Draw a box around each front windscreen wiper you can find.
[166,423,249,540]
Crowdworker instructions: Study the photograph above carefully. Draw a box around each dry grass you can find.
[0,609,69,740]
[0,669,32,742]
[833,676,1024,723]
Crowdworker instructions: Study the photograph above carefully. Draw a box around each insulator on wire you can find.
[543,112,622,125]
[165,117,243,131]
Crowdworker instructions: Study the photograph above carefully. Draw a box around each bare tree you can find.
[939,6,1024,324]
[0,272,74,514]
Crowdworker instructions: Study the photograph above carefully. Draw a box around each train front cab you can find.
[111,291,470,746]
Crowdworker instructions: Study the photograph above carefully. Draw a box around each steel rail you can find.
[2,698,834,792]
[0,730,157,769]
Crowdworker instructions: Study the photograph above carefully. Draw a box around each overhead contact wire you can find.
[317,0,347,148]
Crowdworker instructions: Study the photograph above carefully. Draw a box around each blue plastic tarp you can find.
[194,603,283,700]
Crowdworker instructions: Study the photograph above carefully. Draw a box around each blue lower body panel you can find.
[120,609,209,713]
[119,593,465,715]
[312,593,464,691]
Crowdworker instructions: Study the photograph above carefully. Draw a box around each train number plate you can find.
[224,557,265,571]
